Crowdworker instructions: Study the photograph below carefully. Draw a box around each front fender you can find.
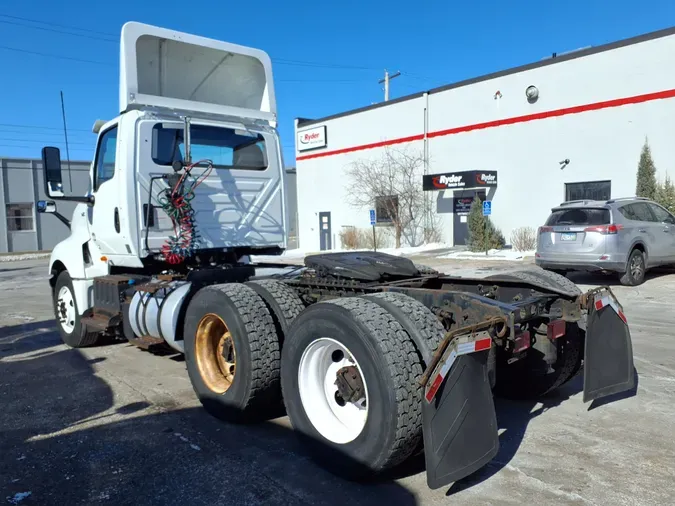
[47,203,107,315]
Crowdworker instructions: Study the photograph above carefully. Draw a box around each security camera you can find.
[559,158,570,169]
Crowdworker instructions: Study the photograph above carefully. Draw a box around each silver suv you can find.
[535,197,675,285]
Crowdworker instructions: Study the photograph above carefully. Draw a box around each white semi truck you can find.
[39,22,636,489]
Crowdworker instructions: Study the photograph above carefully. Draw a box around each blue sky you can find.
[1,1,674,167]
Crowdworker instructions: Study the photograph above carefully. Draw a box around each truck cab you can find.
[40,22,288,334]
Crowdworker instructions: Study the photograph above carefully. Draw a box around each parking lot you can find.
[1,257,674,506]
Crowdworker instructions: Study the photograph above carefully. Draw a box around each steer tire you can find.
[495,325,583,399]
[246,279,306,341]
[281,297,424,479]
[53,271,101,348]
[183,283,281,423]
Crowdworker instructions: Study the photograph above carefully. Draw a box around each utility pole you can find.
[379,69,401,101]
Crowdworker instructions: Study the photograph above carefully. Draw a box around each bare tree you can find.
[344,146,437,248]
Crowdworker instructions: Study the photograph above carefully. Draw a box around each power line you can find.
[0,123,91,132]
[0,44,113,65]
[0,144,90,152]
[0,14,117,37]
[0,137,90,145]
[0,14,380,71]
[0,18,117,42]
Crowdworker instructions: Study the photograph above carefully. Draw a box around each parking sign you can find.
[482,201,492,216]
[369,209,376,225]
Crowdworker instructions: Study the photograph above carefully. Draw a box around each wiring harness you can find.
[158,159,213,265]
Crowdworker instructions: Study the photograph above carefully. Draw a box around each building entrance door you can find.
[319,212,332,250]
[453,190,485,246]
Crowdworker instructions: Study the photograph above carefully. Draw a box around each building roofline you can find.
[296,25,675,128]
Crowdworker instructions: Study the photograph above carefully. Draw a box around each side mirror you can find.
[37,200,56,214]
[41,146,65,199]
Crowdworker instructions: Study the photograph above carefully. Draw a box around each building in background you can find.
[294,26,675,251]
[0,157,90,254]
[0,157,299,254]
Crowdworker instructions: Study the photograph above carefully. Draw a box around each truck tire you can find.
[245,279,305,340]
[495,326,583,399]
[365,291,444,365]
[183,283,281,423]
[281,297,424,479]
[53,271,101,348]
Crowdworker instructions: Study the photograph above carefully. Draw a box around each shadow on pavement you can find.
[0,320,418,506]
[446,374,584,496]
[568,266,675,287]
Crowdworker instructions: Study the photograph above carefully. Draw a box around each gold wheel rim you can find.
[195,313,236,394]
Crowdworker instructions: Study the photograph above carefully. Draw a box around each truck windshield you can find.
[151,124,268,170]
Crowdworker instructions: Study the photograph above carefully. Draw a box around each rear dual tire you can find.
[183,280,305,423]
[281,296,429,479]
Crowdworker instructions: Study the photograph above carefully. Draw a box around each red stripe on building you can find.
[296,88,675,161]
[296,133,424,161]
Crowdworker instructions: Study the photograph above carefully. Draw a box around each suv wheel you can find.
[620,249,646,286]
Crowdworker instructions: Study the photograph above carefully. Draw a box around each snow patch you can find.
[0,253,50,262]
[252,243,453,263]
[441,249,536,261]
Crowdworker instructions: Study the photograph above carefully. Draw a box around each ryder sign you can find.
[297,125,327,152]
[423,170,498,191]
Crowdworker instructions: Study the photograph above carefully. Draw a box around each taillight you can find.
[584,224,623,234]
[538,226,553,234]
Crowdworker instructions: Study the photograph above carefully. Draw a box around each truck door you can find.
[89,124,127,256]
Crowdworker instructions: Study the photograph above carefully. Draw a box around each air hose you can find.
[158,159,213,265]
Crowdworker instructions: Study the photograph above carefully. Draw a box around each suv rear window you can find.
[545,208,610,226]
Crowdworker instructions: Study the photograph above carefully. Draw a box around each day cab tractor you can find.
[38,22,636,489]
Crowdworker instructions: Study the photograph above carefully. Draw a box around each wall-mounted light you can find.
[525,85,539,103]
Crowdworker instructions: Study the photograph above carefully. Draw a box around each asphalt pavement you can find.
[1,258,674,506]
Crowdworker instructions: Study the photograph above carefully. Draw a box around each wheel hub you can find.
[298,338,369,444]
[56,286,76,334]
[335,365,365,404]
[195,314,236,394]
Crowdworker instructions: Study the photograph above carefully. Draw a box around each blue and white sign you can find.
[482,201,492,216]
[369,209,376,225]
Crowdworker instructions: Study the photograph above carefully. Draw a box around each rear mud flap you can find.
[583,290,636,403]
[422,350,499,489]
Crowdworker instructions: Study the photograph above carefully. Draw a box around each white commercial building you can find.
[294,26,675,252]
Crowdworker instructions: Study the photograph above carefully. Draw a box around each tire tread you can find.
[203,283,281,412]
[324,297,424,470]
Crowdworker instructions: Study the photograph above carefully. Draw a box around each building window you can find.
[375,195,399,224]
[6,203,34,232]
[564,180,611,202]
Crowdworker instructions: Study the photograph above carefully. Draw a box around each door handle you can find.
[114,207,120,233]
[639,228,647,233]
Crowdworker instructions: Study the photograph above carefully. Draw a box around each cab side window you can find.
[94,127,118,191]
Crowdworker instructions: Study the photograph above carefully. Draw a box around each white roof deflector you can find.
[119,22,276,123]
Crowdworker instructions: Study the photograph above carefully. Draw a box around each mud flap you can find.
[583,290,635,403]
[422,350,499,489]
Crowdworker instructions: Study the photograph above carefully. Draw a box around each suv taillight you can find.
[538,226,553,234]
[584,224,622,234]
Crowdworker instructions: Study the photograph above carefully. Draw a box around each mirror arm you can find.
[56,195,95,205]
[53,212,71,230]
